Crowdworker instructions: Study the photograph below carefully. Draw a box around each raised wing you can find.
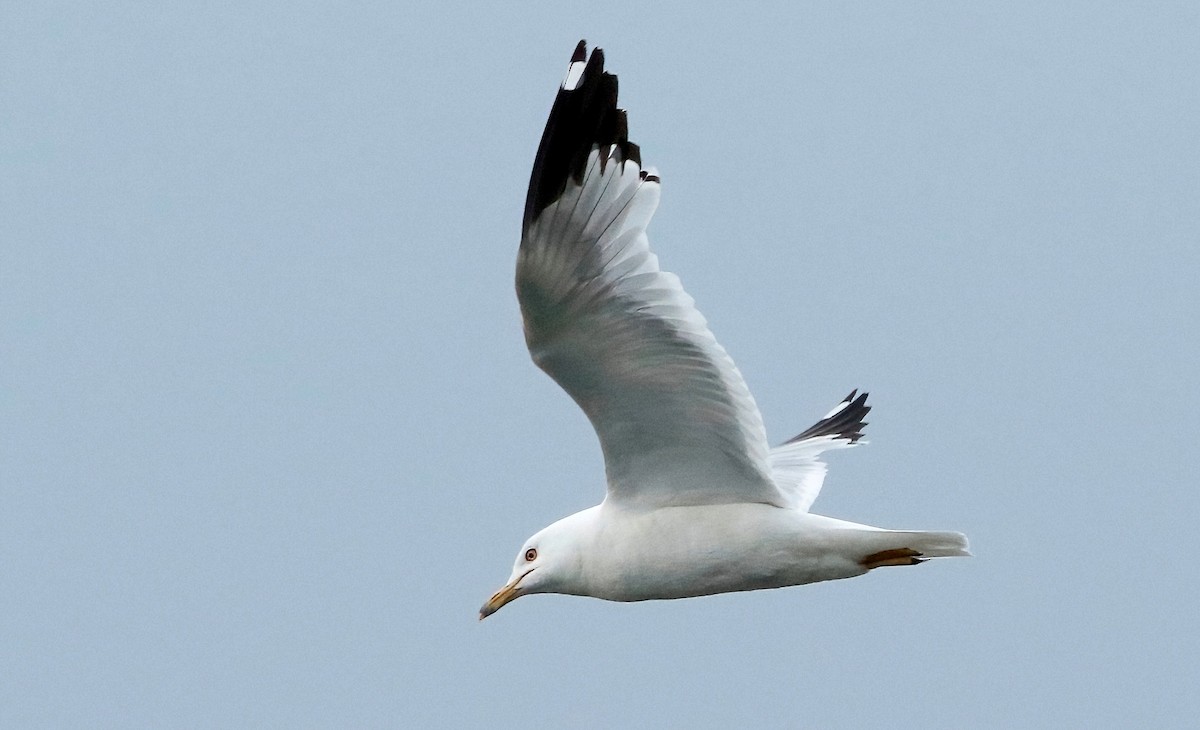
[517,42,784,509]
[769,391,870,512]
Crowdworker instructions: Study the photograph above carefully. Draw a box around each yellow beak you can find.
[478,569,532,620]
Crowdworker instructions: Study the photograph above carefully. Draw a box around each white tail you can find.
[855,530,971,570]
[897,530,971,558]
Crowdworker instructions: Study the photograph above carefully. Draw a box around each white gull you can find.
[481,41,969,619]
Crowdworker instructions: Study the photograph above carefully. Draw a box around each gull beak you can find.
[478,570,532,620]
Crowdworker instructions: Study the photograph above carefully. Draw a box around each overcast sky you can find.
[3,1,1198,727]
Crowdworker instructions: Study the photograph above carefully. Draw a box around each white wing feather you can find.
[768,391,871,511]
[769,436,857,512]
[519,145,782,509]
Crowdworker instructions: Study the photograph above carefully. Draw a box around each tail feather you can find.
[900,530,971,558]
[860,530,971,565]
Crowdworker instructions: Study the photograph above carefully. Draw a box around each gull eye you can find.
[524,548,538,562]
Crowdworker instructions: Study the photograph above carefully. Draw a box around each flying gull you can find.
[480,41,969,619]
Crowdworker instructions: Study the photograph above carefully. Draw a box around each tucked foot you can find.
[860,548,926,570]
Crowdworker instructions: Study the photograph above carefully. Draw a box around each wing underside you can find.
[518,42,782,509]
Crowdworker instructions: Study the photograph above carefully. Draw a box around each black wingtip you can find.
[588,46,606,74]
[784,390,872,445]
[523,42,649,227]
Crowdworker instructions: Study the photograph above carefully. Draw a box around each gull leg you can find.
[860,547,926,570]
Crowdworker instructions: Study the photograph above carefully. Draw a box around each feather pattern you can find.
[769,391,871,511]
[518,43,781,509]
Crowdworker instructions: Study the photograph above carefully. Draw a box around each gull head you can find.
[479,507,597,620]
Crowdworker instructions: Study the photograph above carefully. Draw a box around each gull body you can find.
[512,504,936,602]
[484,502,967,616]
[481,42,969,619]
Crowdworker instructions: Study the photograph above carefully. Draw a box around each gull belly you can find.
[581,503,876,602]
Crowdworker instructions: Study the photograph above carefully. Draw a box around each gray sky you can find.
[3,1,1198,727]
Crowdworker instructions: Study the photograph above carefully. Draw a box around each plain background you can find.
[3,1,1198,727]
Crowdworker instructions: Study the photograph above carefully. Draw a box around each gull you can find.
[480,41,969,619]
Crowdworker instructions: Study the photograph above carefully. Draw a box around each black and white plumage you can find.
[481,42,968,619]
